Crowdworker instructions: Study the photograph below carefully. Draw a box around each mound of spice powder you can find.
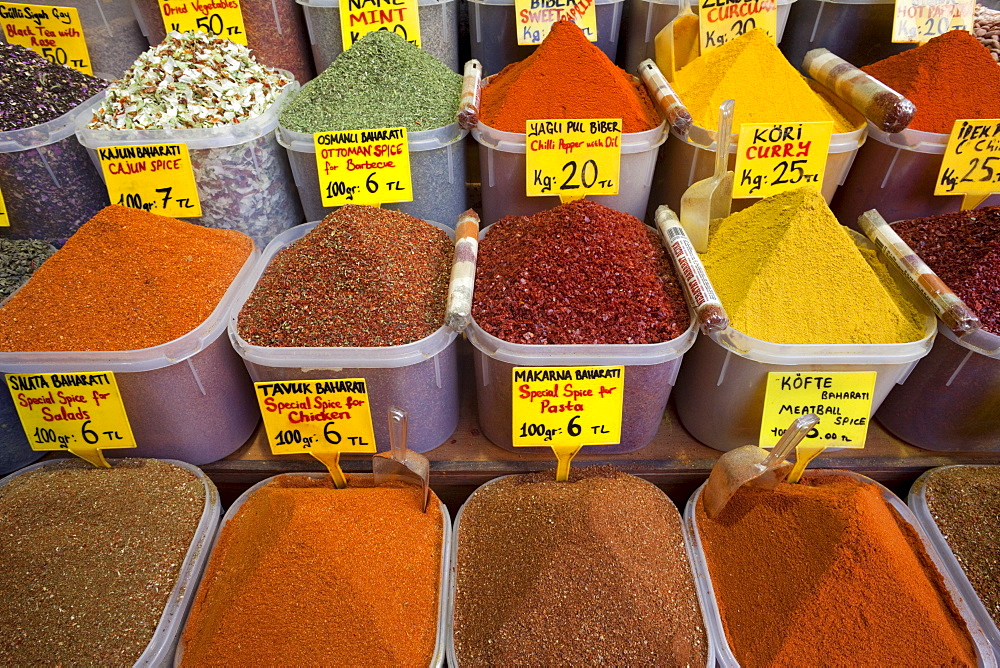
[453,466,708,666]
[893,206,1000,335]
[479,21,660,133]
[924,466,1000,628]
[0,205,253,352]
[697,472,979,667]
[0,459,206,666]
[238,205,452,347]
[180,475,442,666]
[473,200,690,345]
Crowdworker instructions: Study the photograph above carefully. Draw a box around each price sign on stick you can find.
[98,143,202,217]
[732,121,833,198]
[254,379,377,488]
[314,128,413,207]
[511,366,625,481]
[758,371,876,449]
[514,0,598,44]
[699,0,777,53]
[157,0,248,45]
[5,372,136,468]
[0,186,8,227]
[0,2,92,74]
[935,118,1000,210]
[525,119,621,201]
[891,0,973,42]
[339,0,421,50]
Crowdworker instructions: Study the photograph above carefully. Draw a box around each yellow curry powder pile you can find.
[701,187,925,344]
[673,29,859,132]
[0,205,253,352]
[180,475,443,667]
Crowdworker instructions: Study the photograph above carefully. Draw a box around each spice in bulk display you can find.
[78,31,302,247]
[452,467,709,666]
[232,205,461,453]
[468,199,696,453]
[178,474,446,666]
[277,30,466,225]
[0,43,109,242]
[976,4,1000,61]
[0,458,217,665]
[833,31,1000,223]
[0,205,260,464]
[474,21,665,223]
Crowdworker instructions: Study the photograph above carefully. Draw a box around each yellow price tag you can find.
[339,0,421,50]
[314,128,412,207]
[758,371,877,449]
[97,143,202,218]
[935,119,1000,210]
[891,0,972,42]
[156,0,248,45]
[0,185,8,227]
[525,119,621,199]
[0,2,92,75]
[699,0,777,52]
[514,0,598,44]
[5,372,136,467]
[732,121,833,199]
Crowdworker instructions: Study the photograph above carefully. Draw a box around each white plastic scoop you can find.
[680,99,734,253]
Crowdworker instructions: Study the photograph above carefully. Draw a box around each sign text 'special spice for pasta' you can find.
[238,205,452,347]
[0,205,253,352]
[697,472,978,666]
[0,459,206,666]
[180,475,443,666]
[0,239,55,302]
[453,467,708,666]
[924,466,1000,628]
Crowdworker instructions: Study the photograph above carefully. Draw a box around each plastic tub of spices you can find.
[297,0,459,72]
[175,472,451,667]
[684,470,997,667]
[0,458,222,666]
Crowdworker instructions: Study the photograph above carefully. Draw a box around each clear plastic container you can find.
[0,391,43,475]
[175,471,452,668]
[0,457,222,666]
[277,122,468,226]
[228,221,460,453]
[909,466,1000,655]
[75,80,304,249]
[684,470,998,668]
[0,92,109,243]
[298,0,459,72]
[673,231,936,452]
[832,124,1000,230]
[130,0,315,83]
[647,80,866,218]
[0,250,261,465]
[469,0,624,76]
[619,0,795,73]
[474,117,666,225]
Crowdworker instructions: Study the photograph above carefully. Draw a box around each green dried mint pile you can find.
[279,31,461,133]
[0,239,55,301]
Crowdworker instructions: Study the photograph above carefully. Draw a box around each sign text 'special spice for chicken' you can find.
[453,466,708,666]
[0,459,206,666]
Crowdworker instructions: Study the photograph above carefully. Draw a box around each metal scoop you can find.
[680,99,734,253]
[703,414,819,519]
[372,407,430,512]
[653,0,699,81]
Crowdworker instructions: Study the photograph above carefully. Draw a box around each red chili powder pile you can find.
[863,30,1000,133]
[697,473,979,667]
[180,475,443,666]
[0,205,253,352]
[479,20,661,133]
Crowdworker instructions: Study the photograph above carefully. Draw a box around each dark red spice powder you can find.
[472,200,690,345]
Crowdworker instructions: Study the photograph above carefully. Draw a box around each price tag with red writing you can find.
[731,121,833,198]
[339,0,421,50]
[525,119,621,200]
[514,0,597,44]
[758,371,876,449]
[5,372,137,468]
[935,119,1000,209]
[313,128,412,207]
[511,366,624,480]
[891,0,972,42]
[97,143,202,217]
[0,2,92,74]
[0,186,7,227]
[699,0,777,52]
[157,0,248,45]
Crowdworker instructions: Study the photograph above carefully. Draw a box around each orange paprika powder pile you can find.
[697,472,979,667]
[479,20,661,133]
